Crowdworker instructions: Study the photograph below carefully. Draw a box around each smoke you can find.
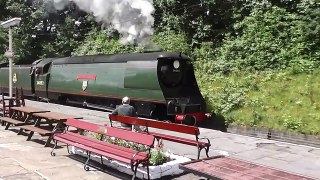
[52,0,154,45]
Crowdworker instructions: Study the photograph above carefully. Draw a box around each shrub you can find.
[149,139,169,166]
[72,28,141,56]
[282,115,303,131]
[202,2,319,73]
[152,30,191,55]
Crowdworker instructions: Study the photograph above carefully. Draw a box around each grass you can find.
[196,69,320,135]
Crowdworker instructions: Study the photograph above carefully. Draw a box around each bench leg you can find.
[197,146,210,159]
[84,151,91,171]
[100,155,104,166]
[5,123,11,130]
[27,131,34,141]
[51,140,58,156]
[146,164,150,180]
[205,146,210,158]
[197,147,201,159]
[132,163,139,180]
[45,136,53,147]
[67,144,72,154]
[17,128,23,135]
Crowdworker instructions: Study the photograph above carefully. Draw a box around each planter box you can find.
[71,146,191,179]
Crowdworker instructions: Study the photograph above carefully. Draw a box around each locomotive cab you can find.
[30,58,55,99]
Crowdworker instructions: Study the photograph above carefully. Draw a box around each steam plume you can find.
[52,0,154,45]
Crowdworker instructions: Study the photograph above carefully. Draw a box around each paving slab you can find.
[1,173,43,180]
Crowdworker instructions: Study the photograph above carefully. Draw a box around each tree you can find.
[72,28,141,56]
[153,0,234,47]
[0,27,7,62]
[1,0,94,64]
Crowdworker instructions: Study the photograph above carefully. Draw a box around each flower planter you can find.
[71,146,191,179]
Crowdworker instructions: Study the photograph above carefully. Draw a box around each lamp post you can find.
[1,18,21,98]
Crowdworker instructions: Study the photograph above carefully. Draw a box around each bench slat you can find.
[109,114,200,135]
[108,114,211,159]
[19,125,52,136]
[56,138,135,164]
[149,132,209,147]
[54,132,148,161]
[0,117,25,125]
[54,132,148,159]
[67,118,154,147]
[65,118,101,132]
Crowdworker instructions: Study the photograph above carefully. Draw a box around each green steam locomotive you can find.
[0,52,210,124]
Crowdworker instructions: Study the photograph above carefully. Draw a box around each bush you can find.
[199,2,319,73]
[0,27,7,62]
[152,30,191,55]
[72,28,142,56]
[149,139,169,166]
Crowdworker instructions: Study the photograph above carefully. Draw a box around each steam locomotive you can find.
[0,52,210,124]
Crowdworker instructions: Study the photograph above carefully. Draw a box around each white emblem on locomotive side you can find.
[82,80,88,91]
[36,81,44,85]
[13,73,17,83]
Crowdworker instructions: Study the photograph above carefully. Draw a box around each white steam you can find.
[52,0,154,45]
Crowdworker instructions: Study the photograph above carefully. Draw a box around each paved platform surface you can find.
[0,100,319,180]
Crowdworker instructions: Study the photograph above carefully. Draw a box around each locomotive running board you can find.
[66,99,114,112]
[86,103,114,112]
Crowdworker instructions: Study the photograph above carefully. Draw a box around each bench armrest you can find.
[52,127,66,133]
[130,150,150,171]
[198,137,211,147]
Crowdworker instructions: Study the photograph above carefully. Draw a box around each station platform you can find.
[0,99,319,179]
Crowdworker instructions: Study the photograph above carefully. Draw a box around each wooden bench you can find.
[0,117,33,130]
[18,125,53,146]
[51,118,155,180]
[0,88,26,126]
[109,114,211,159]
[0,93,14,118]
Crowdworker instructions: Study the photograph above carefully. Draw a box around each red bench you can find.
[109,114,210,159]
[51,118,155,180]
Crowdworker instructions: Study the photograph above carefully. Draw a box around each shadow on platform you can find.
[67,154,132,180]
[198,113,227,132]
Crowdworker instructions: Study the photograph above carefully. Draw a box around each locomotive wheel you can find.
[182,115,196,126]
[58,96,67,105]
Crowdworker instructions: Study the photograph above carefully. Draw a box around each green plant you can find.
[149,139,169,166]
[250,110,263,127]
[282,116,303,131]
[152,30,191,55]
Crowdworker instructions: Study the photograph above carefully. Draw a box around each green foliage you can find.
[152,30,191,55]
[0,27,6,62]
[149,139,169,166]
[154,0,233,46]
[282,115,303,131]
[198,2,319,73]
[150,150,168,166]
[72,28,142,56]
[193,42,216,73]
[196,69,320,135]
[238,6,300,69]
